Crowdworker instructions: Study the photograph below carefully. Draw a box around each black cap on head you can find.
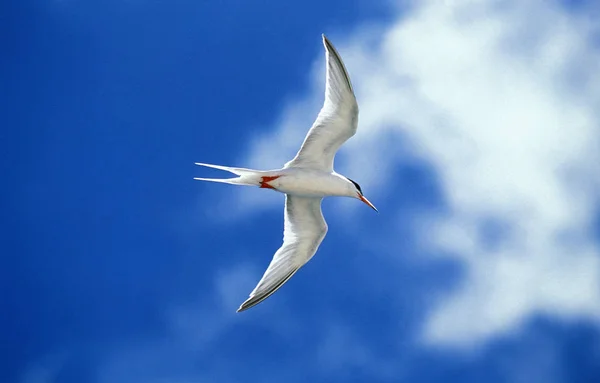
[346,177,362,194]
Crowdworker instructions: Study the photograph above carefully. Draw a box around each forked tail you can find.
[194,162,265,186]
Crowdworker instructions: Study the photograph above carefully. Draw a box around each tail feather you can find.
[194,162,266,187]
[193,177,252,185]
[194,162,257,176]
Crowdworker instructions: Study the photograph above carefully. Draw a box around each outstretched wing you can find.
[284,34,359,172]
[237,195,328,312]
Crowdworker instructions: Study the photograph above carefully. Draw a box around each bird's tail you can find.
[193,162,266,186]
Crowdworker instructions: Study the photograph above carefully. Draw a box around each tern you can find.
[195,34,377,312]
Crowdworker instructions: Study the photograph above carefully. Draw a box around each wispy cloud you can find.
[89,263,403,383]
[237,0,600,347]
[18,353,67,383]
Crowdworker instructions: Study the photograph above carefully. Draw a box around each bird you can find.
[195,34,377,312]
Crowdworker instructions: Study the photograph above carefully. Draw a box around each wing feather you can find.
[284,34,359,172]
[237,195,328,312]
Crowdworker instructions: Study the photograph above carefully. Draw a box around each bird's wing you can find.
[237,195,328,312]
[284,34,359,172]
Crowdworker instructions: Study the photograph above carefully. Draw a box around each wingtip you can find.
[322,33,330,48]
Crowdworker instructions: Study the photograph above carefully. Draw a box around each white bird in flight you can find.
[195,34,377,312]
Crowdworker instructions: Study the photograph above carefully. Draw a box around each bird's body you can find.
[195,34,377,312]
[195,164,354,197]
[266,169,354,197]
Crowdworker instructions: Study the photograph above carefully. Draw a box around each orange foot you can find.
[260,175,281,189]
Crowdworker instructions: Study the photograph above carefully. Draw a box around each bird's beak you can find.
[359,194,378,212]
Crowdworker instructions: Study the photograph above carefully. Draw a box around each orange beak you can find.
[359,194,378,212]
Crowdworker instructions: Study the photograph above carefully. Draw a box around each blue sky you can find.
[4,0,600,382]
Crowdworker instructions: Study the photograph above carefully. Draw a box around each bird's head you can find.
[345,177,378,212]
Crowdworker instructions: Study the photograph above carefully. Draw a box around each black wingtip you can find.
[322,34,332,49]
[236,298,255,313]
[236,300,252,312]
[235,267,300,313]
[319,33,355,94]
[236,302,254,313]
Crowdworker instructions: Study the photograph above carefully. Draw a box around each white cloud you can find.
[167,263,256,347]
[315,323,401,380]
[239,0,600,346]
